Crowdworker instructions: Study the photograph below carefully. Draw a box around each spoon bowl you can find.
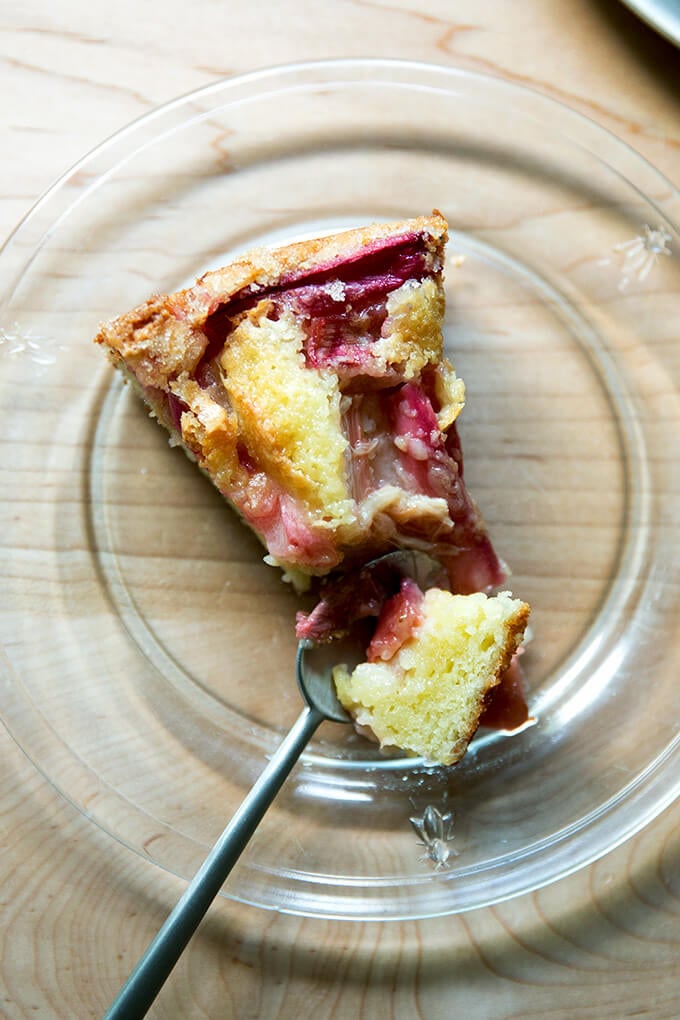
[296,640,353,723]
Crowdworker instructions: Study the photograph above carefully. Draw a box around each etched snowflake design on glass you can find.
[409,804,457,869]
[0,322,55,366]
[613,224,672,291]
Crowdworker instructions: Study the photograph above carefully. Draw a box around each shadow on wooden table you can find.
[4,689,678,1020]
[86,797,678,1016]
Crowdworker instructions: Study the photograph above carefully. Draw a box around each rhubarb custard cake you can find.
[95,212,531,763]
[94,212,504,594]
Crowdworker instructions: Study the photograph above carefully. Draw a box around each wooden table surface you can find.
[1,2,679,1017]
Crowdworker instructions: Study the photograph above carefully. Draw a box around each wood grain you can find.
[1,1,679,1017]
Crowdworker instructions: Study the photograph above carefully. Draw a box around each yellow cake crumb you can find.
[333,589,529,765]
[373,277,445,380]
[220,306,355,527]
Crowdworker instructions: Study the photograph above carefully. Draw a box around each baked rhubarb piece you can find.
[332,587,530,765]
[94,212,505,593]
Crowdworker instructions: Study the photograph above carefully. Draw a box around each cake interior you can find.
[120,226,504,591]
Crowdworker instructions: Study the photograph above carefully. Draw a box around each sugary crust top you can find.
[93,212,448,387]
[198,210,448,302]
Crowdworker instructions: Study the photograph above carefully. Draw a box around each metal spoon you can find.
[103,549,439,1019]
[103,643,357,1018]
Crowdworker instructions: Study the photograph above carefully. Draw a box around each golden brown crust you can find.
[93,296,210,390]
[434,599,530,764]
[492,602,531,688]
[170,377,241,491]
[469,601,530,746]
[93,212,448,390]
[197,210,448,303]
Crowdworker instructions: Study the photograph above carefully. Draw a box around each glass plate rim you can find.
[1,56,678,275]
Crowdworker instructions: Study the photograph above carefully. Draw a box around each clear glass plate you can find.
[1,59,678,920]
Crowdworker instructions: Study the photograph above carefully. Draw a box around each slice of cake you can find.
[94,212,504,593]
[95,214,532,764]
[333,588,530,765]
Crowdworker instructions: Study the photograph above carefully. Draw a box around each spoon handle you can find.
[103,704,324,1020]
